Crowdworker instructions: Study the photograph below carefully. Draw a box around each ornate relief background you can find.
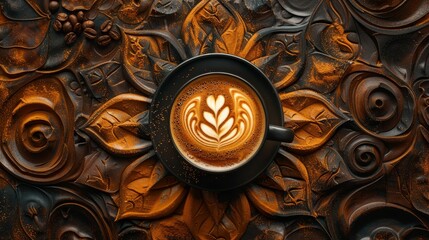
[0,0,428,239]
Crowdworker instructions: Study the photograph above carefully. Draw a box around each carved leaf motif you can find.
[123,32,180,94]
[118,0,153,24]
[82,94,152,156]
[79,61,122,100]
[247,150,312,217]
[124,64,157,95]
[273,62,301,89]
[182,0,246,56]
[151,216,193,239]
[119,0,182,24]
[306,147,353,193]
[251,31,305,90]
[307,0,359,60]
[320,22,358,60]
[123,35,159,94]
[183,189,250,240]
[0,0,50,74]
[297,53,350,94]
[280,90,349,151]
[256,161,287,191]
[75,149,131,193]
[149,56,177,85]
[117,151,187,220]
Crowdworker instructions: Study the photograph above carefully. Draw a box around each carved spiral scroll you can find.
[0,78,79,184]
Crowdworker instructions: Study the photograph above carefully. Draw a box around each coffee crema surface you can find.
[170,74,266,171]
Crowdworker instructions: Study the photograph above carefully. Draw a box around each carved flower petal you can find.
[75,149,131,193]
[304,147,354,193]
[296,53,351,94]
[182,0,246,56]
[150,216,192,239]
[82,94,152,156]
[79,61,121,100]
[123,31,183,95]
[117,151,187,220]
[256,162,286,191]
[247,150,312,217]
[183,189,250,240]
[280,90,349,152]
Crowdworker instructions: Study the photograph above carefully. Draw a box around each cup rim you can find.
[168,72,269,173]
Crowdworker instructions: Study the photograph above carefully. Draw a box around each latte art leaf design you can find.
[201,95,233,142]
[183,88,255,149]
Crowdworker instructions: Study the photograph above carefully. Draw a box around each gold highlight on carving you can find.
[170,74,266,171]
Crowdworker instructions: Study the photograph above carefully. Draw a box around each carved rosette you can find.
[0,0,428,239]
[342,69,415,138]
[0,78,80,184]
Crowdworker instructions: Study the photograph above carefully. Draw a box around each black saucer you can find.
[149,53,284,191]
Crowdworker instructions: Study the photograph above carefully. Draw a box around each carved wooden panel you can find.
[0,0,428,239]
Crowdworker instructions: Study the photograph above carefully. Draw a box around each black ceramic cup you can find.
[150,53,293,191]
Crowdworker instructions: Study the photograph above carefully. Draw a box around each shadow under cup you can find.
[149,54,293,191]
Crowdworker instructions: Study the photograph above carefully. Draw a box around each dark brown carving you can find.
[0,0,428,239]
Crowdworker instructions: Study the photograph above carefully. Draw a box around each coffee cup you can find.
[170,73,293,172]
[150,53,293,191]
